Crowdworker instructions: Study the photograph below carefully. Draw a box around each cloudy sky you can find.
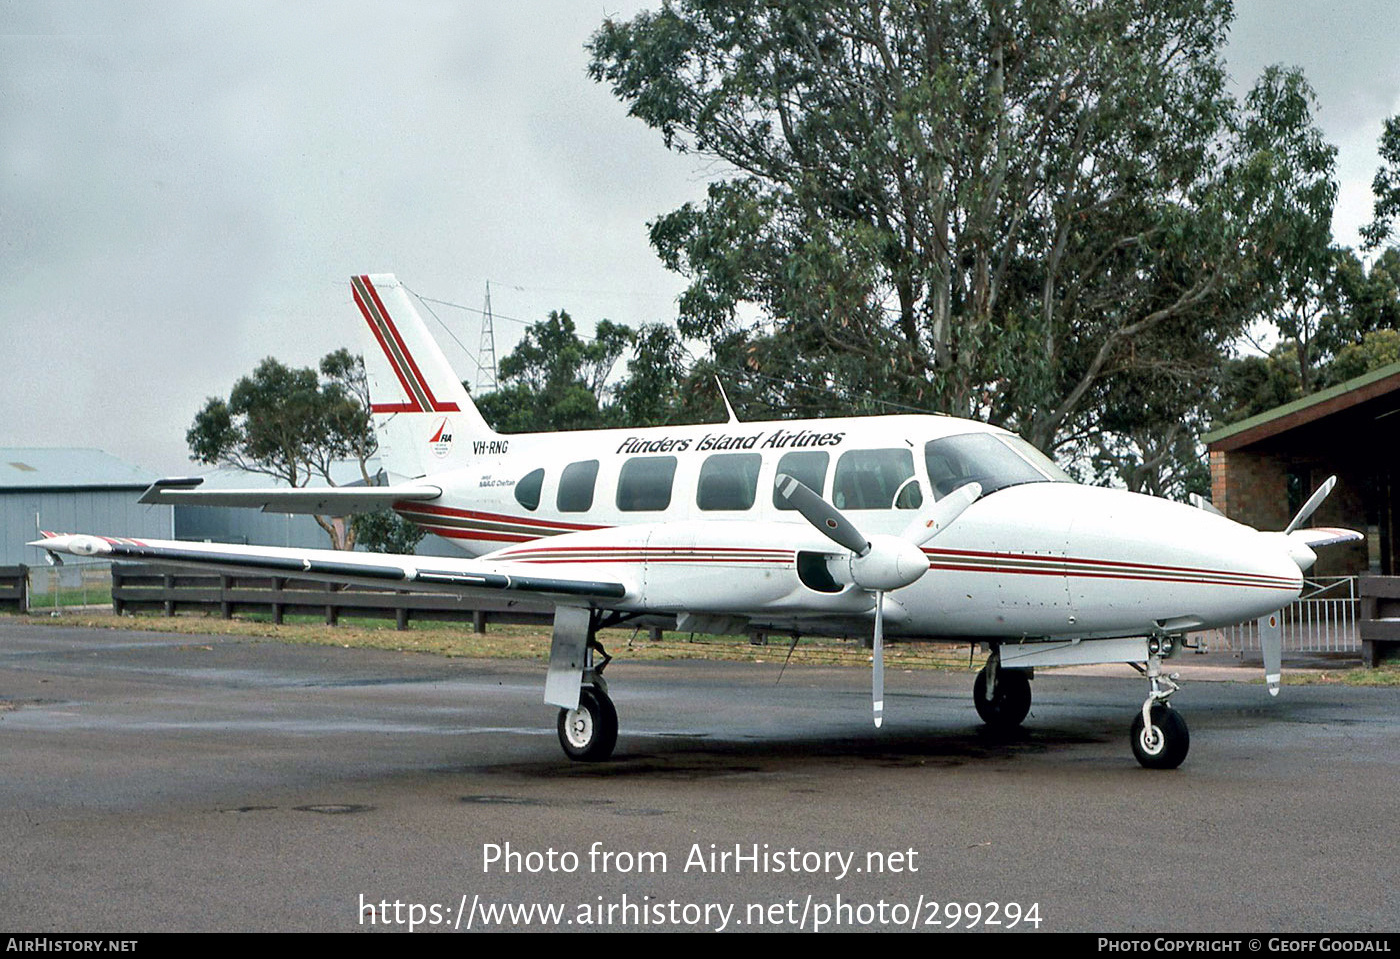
[3,0,1398,475]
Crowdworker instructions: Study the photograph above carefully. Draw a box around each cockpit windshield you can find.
[924,432,1074,500]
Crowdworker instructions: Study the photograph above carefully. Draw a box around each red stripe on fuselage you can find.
[418,525,534,543]
[924,547,1297,586]
[395,502,606,532]
[924,559,1294,590]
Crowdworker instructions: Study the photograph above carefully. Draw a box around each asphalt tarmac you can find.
[0,620,1394,933]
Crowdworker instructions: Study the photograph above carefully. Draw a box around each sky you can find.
[2,0,1398,475]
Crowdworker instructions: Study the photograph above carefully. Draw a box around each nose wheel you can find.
[1130,645,1189,769]
[1130,703,1189,769]
[557,685,618,762]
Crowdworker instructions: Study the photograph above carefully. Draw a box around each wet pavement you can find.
[0,621,1394,932]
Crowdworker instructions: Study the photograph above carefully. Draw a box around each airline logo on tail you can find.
[351,274,461,415]
[428,417,454,458]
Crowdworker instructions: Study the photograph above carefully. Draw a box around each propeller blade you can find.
[775,473,870,556]
[1189,492,1224,517]
[1259,610,1283,696]
[872,590,885,728]
[899,481,982,546]
[1283,475,1336,535]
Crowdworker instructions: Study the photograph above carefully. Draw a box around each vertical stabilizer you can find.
[351,274,495,480]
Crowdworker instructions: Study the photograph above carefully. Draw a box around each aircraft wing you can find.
[29,533,630,606]
[136,477,442,514]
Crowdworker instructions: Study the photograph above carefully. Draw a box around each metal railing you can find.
[1215,576,1359,655]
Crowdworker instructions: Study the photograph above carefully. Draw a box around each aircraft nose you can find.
[1060,485,1305,629]
[1201,520,1305,624]
[1247,533,1306,606]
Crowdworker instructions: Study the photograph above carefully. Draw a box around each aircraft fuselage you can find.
[386,412,1302,642]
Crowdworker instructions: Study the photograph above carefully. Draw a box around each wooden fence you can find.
[1359,575,1400,667]
[110,563,555,632]
[0,565,27,613]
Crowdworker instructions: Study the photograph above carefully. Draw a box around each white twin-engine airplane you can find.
[33,275,1363,768]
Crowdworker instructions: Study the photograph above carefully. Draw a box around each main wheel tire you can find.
[1130,704,1190,770]
[557,686,618,762]
[973,666,1032,728]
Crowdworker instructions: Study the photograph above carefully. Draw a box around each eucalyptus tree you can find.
[589,0,1337,471]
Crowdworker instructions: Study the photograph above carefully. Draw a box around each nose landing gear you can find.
[1129,639,1189,769]
[1130,703,1189,769]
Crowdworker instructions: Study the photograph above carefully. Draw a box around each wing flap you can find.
[137,477,442,514]
[29,534,628,604]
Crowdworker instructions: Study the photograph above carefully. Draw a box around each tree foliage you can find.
[475,309,715,432]
[588,0,1339,493]
[186,350,375,549]
[351,507,426,555]
[474,311,633,432]
[1362,114,1400,250]
[1215,244,1400,426]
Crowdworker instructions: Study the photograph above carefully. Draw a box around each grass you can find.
[10,609,973,670]
[1281,665,1400,687]
[9,609,1400,685]
[25,586,113,609]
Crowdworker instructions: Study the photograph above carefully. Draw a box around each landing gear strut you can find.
[1129,637,1189,769]
[547,608,628,762]
[973,650,1032,729]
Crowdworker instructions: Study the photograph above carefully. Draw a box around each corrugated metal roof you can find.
[0,448,159,490]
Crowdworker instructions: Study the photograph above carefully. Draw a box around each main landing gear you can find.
[556,639,618,762]
[972,655,1032,729]
[973,637,1190,769]
[546,607,630,762]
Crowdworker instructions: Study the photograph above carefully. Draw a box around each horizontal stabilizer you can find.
[137,477,442,514]
[1287,527,1364,550]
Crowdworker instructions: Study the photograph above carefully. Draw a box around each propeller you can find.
[775,474,981,727]
[1258,475,1344,696]
[1283,474,1336,535]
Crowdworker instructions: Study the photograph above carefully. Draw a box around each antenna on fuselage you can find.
[715,377,740,424]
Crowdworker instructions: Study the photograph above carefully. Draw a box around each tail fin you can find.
[351,274,495,480]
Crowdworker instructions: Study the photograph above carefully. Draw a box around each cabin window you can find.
[772,451,829,509]
[697,453,761,511]
[923,432,1073,499]
[556,459,599,512]
[832,448,917,510]
[894,477,924,509]
[514,468,544,511]
[616,456,677,512]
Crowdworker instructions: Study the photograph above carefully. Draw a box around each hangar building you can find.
[0,448,173,568]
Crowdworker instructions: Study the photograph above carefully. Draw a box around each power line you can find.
[413,292,558,330]
[404,287,487,378]
[407,286,938,415]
